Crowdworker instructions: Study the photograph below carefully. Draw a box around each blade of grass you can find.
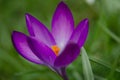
[0,49,25,71]
[69,64,83,80]
[94,75,107,80]
[81,47,94,80]
[107,56,119,79]
[98,19,120,44]
[89,57,120,73]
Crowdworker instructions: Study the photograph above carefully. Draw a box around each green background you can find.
[0,0,120,80]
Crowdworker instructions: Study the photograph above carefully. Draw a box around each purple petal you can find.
[27,37,56,66]
[12,31,43,64]
[54,42,80,67]
[51,2,74,48]
[25,13,56,47]
[70,18,89,48]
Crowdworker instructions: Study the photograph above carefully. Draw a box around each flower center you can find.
[51,45,60,56]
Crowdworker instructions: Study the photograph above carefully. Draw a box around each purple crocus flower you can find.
[12,1,89,80]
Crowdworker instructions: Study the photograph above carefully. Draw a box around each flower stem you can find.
[55,67,69,80]
[61,68,69,80]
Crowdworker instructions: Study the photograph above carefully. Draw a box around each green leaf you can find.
[81,47,94,80]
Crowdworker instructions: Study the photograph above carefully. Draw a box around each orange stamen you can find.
[51,45,60,56]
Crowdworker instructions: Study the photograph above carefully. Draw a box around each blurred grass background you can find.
[0,0,120,80]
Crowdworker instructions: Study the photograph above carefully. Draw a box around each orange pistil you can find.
[51,45,60,56]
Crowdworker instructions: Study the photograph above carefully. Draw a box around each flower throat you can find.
[51,45,60,56]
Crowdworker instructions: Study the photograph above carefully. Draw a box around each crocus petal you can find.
[70,18,89,48]
[52,2,74,48]
[25,13,56,47]
[12,31,43,64]
[54,42,80,67]
[27,37,56,66]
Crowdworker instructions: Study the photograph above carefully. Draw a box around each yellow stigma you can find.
[51,45,60,56]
